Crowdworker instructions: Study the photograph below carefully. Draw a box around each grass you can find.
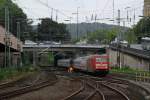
[0,65,37,81]
[111,67,150,77]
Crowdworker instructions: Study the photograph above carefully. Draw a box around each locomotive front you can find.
[91,55,109,74]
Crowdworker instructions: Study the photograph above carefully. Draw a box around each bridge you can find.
[23,43,108,66]
[23,44,108,52]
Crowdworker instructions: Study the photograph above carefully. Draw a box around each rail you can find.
[62,80,105,100]
[100,82,130,100]
[61,73,130,100]
[0,80,57,99]
[86,76,130,100]
[0,71,58,99]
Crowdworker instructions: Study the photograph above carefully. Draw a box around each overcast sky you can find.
[13,0,144,26]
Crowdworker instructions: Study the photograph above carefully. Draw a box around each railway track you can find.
[0,71,58,99]
[0,80,57,99]
[42,66,149,100]
[62,80,104,100]
[62,77,130,100]
[0,67,145,100]
[54,70,130,100]
[49,66,150,100]
[0,74,34,90]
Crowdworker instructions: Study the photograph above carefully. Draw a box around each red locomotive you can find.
[57,54,109,75]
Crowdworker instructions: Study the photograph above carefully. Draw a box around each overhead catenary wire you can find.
[22,7,43,19]
[115,0,143,9]
[37,0,71,19]
[98,0,143,19]
[13,0,76,22]
[99,0,110,18]
[11,0,145,26]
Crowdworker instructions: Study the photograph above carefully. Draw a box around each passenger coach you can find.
[57,54,109,75]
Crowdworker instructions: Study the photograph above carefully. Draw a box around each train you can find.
[57,54,110,75]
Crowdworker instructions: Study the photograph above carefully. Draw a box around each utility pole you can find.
[69,17,72,30]
[72,7,79,40]
[125,7,130,27]
[113,0,115,24]
[56,10,58,22]
[95,14,98,30]
[117,10,120,26]
[17,22,20,41]
[17,22,21,67]
[4,5,10,68]
[4,7,8,68]
[51,8,53,20]
[85,16,89,37]
[77,7,79,40]
[133,9,136,25]
[117,9,121,69]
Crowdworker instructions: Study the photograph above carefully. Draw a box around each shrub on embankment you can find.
[0,66,37,81]
[111,67,150,77]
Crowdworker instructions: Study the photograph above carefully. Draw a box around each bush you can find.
[111,66,150,76]
[0,66,36,81]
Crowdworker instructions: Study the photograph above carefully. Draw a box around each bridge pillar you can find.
[22,51,32,65]
[33,51,38,67]
[0,52,21,68]
[12,52,22,68]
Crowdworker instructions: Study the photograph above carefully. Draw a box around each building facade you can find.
[144,0,150,16]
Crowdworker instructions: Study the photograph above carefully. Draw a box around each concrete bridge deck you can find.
[23,44,108,52]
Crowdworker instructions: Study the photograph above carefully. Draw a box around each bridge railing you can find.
[23,44,108,48]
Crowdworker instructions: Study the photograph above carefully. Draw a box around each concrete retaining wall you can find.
[109,49,150,71]
[0,52,20,67]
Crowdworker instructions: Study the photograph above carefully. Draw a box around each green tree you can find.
[123,17,150,43]
[0,0,31,41]
[133,17,150,37]
[37,18,70,42]
[124,28,136,43]
[87,28,119,44]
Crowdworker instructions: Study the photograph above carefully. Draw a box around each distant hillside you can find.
[66,23,128,39]
[32,23,128,41]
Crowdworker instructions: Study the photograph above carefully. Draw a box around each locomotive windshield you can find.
[96,57,107,62]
